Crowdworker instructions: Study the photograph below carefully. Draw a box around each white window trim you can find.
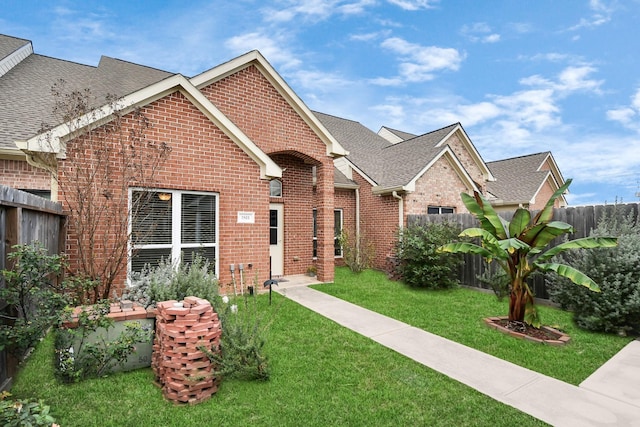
[128,188,219,278]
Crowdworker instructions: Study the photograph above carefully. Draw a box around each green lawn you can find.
[314,267,634,385]
[11,290,546,427]
[10,267,632,426]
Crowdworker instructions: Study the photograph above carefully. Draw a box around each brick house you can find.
[0,34,567,288]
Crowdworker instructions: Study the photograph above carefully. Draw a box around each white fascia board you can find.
[406,146,480,194]
[191,50,348,159]
[19,74,281,179]
[531,171,567,207]
[436,125,495,182]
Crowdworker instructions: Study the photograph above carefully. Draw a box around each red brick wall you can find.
[405,155,471,215]
[0,158,51,191]
[445,132,486,193]
[58,90,270,294]
[531,175,559,210]
[353,173,400,270]
[199,65,335,282]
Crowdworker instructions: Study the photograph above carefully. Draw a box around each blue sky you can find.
[2,0,640,205]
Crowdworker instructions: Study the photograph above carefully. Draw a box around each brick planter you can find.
[152,297,222,404]
[61,301,156,373]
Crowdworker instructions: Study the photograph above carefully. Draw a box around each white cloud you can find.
[567,0,615,31]
[460,22,501,43]
[386,0,439,11]
[225,32,301,70]
[262,0,374,23]
[520,65,603,95]
[607,88,640,132]
[379,37,464,83]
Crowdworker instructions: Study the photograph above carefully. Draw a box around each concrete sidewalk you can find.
[275,281,640,427]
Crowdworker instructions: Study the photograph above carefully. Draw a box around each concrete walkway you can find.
[274,277,640,426]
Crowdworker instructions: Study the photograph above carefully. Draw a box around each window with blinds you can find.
[130,190,218,275]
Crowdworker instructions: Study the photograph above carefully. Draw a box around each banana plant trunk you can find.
[508,274,528,323]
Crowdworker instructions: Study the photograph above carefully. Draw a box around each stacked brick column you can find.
[152,297,222,404]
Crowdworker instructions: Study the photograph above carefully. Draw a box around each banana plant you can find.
[438,179,617,327]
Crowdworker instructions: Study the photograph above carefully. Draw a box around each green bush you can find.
[337,230,375,273]
[201,294,271,381]
[54,302,152,382]
[547,210,640,335]
[126,254,219,307]
[0,243,69,358]
[0,392,57,427]
[395,222,463,289]
[126,255,272,381]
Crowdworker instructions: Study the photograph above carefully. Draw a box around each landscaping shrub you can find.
[395,222,463,288]
[0,392,57,427]
[0,243,68,358]
[54,301,152,383]
[125,254,219,307]
[125,255,272,381]
[201,294,271,381]
[547,210,640,335]
[337,230,375,273]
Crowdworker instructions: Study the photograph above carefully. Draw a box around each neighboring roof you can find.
[486,152,564,205]
[191,50,347,159]
[313,111,390,184]
[0,34,172,153]
[379,124,458,188]
[316,112,491,194]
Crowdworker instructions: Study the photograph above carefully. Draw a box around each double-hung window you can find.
[130,189,218,275]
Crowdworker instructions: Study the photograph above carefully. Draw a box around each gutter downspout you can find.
[355,187,360,259]
[392,191,403,229]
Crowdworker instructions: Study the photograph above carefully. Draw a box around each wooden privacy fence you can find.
[0,185,66,391]
[408,202,640,300]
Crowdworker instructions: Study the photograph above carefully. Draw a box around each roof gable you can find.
[191,51,347,158]
[405,146,481,193]
[318,115,494,194]
[17,74,282,179]
[486,152,566,205]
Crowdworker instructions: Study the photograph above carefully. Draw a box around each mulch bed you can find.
[484,316,571,346]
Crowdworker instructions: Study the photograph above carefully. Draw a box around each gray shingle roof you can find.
[334,167,357,187]
[486,152,551,203]
[314,111,391,184]
[315,111,459,189]
[0,35,172,151]
[379,124,458,188]
[0,34,29,61]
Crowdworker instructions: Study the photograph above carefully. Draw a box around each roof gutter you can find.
[372,185,409,196]
[334,182,360,190]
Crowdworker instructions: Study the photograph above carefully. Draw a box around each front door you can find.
[269,203,284,277]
